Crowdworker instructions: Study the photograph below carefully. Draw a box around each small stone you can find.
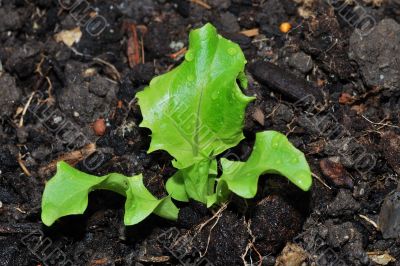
[288,52,314,74]
[381,131,400,175]
[31,145,52,161]
[0,7,24,32]
[93,118,107,136]
[89,76,113,97]
[326,221,368,264]
[0,73,22,117]
[349,19,400,91]
[378,191,400,239]
[273,104,294,123]
[218,12,240,33]
[327,189,361,216]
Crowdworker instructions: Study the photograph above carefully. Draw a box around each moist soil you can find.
[1,0,400,265]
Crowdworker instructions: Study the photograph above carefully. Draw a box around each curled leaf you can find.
[41,162,178,226]
[218,131,312,200]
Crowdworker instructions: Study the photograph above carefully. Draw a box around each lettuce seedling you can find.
[136,23,312,207]
[41,23,312,227]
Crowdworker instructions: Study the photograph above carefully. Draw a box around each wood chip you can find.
[252,107,265,126]
[240,28,259,37]
[137,256,170,263]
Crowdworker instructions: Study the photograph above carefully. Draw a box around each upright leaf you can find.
[137,23,254,169]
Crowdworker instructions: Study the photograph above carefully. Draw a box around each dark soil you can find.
[1,0,400,265]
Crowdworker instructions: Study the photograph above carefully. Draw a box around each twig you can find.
[195,202,228,233]
[241,219,263,266]
[361,115,400,129]
[141,35,145,64]
[38,143,97,174]
[125,22,141,68]
[199,209,224,257]
[312,172,332,190]
[169,47,187,60]
[93,57,121,81]
[358,214,379,230]
[18,153,31,176]
[170,203,228,256]
[19,92,35,127]
[190,0,211,9]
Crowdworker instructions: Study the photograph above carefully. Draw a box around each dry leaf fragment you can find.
[252,107,265,125]
[367,252,396,265]
[54,27,82,47]
[275,243,308,266]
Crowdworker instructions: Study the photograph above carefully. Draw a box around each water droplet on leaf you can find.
[227,47,237,55]
[272,141,279,149]
[185,51,194,61]
[211,91,219,100]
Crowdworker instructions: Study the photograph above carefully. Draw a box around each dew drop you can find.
[211,91,219,100]
[272,141,279,149]
[291,157,299,163]
[185,51,194,61]
[227,47,237,55]
[187,75,195,81]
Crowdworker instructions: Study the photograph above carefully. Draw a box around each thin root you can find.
[241,219,263,266]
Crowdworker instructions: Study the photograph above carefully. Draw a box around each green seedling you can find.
[41,23,312,226]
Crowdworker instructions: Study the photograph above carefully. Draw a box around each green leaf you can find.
[218,131,312,199]
[166,159,218,204]
[124,176,179,225]
[41,162,179,226]
[137,23,254,169]
[166,171,189,202]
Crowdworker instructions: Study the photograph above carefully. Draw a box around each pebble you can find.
[327,189,361,216]
[0,73,22,117]
[288,52,314,74]
[93,118,107,136]
[378,191,400,239]
[219,12,240,33]
[349,19,400,91]
[381,131,400,175]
